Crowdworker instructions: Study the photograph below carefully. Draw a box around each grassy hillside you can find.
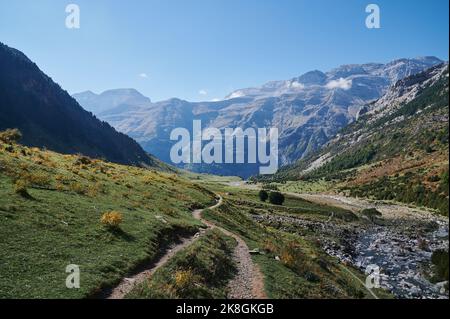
[0,133,215,298]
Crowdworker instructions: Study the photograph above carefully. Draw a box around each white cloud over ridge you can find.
[325,78,352,90]
[227,91,245,99]
[290,81,305,89]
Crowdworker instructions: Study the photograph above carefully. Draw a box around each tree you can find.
[258,190,269,202]
[269,191,285,205]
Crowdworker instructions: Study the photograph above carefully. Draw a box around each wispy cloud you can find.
[227,91,244,99]
[199,89,208,96]
[325,78,352,90]
[290,81,305,89]
[138,73,149,79]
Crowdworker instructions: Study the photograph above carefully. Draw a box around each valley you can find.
[0,42,448,300]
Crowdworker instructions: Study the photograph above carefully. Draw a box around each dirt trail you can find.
[106,195,266,299]
[194,196,267,299]
[106,233,203,299]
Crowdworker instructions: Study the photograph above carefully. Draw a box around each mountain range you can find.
[74,57,443,177]
[268,63,449,214]
[0,42,160,167]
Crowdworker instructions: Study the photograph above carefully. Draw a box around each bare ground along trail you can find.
[290,193,448,222]
[106,195,266,299]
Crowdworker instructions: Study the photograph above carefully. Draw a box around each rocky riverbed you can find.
[253,207,449,299]
[350,221,448,299]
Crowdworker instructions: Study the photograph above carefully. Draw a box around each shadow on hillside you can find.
[109,228,136,242]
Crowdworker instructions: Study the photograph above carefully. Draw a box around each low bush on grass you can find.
[258,190,268,202]
[431,249,449,282]
[269,191,285,205]
[69,182,86,195]
[13,179,30,198]
[101,211,123,229]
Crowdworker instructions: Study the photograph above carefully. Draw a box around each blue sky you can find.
[0,0,448,102]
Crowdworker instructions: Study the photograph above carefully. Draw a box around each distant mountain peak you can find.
[294,70,327,85]
[100,88,146,97]
[73,88,152,114]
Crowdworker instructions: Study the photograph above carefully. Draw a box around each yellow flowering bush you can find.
[100,211,123,228]
[174,269,196,290]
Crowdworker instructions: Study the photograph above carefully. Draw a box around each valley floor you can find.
[0,139,447,299]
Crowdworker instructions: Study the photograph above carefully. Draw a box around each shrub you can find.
[100,211,123,229]
[69,182,86,195]
[269,191,285,205]
[86,182,104,197]
[431,249,449,282]
[74,156,92,166]
[258,190,269,202]
[280,250,295,268]
[279,241,309,275]
[174,269,197,291]
[263,240,277,253]
[0,128,22,144]
[428,175,441,183]
[14,180,30,198]
[25,172,52,188]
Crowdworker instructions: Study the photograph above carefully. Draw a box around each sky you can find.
[0,0,448,102]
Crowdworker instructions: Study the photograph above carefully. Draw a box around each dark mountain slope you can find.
[0,42,156,167]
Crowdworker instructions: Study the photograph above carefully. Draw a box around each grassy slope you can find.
[126,229,237,299]
[0,140,215,298]
[199,182,392,299]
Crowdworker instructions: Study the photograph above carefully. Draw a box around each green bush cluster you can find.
[269,191,285,205]
[431,250,449,282]
[258,190,269,202]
